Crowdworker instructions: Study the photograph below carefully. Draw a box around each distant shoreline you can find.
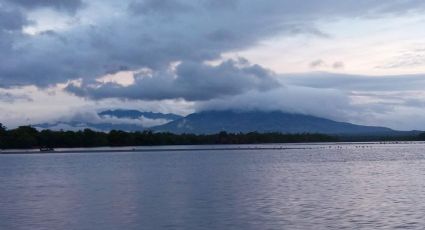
[2,141,424,155]
[0,146,310,155]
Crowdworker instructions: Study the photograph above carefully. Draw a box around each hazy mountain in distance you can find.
[34,109,404,135]
[98,109,183,120]
[34,121,145,132]
[34,109,183,132]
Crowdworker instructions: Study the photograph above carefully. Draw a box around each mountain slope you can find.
[35,121,145,132]
[34,109,183,132]
[154,110,395,135]
[98,109,183,120]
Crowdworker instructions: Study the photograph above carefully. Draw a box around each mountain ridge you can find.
[98,109,183,120]
[33,109,412,136]
[33,109,183,131]
[154,110,396,135]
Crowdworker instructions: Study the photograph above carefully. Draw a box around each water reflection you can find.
[1,143,425,229]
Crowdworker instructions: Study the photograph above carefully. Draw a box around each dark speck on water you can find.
[1,142,425,230]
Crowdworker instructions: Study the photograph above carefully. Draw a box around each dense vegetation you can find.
[0,124,337,149]
[2,123,425,150]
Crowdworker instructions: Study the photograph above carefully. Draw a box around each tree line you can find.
[0,124,337,149]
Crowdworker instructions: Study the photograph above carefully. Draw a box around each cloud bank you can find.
[1,0,425,88]
[1,0,425,130]
[4,0,83,13]
[66,58,280,101]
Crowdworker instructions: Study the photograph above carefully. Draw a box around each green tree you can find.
[108,130,132,146]
[8,126,39,149]
[0,123,6,149]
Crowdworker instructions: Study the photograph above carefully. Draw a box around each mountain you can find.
[34,109,183,132]
[34,110,402,135]
[98,109,183,120]
[35,121,145,132]
[154,110,396,135]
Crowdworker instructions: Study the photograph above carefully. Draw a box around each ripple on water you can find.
[1,143,425,229]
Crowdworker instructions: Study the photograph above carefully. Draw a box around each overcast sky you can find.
[1,0,425,130]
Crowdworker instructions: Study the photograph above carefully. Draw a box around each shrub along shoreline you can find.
[0,124,336,149]
[1,124,424,150]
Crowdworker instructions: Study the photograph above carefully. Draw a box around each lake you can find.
[1,142,425,229]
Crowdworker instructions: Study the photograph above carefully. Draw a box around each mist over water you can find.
[1,143,425,229]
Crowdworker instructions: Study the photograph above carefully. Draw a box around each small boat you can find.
[39,147,55,152]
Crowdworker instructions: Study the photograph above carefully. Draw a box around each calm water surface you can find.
[1,143,425,229]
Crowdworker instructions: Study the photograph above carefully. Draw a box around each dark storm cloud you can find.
[0,6,28,67]
[66,59,280,101]
[3,0,83,13]
[1,0,425,99]
[0,7,28,31]
[129,0,192,15]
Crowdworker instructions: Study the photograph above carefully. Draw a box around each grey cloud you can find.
[263,0,425,19]
[1,0,425,89]
[309,60,345,69]
[196,86,354,122]
[194,71,425,130]
[4,0,83,13]
[129,0,192,15]
[202,0,239,10]
[376,47,425,69]
[282,72,425,91]
[0,6,28,69]
[0,7,28,31]
[309,59,325,68]
[66,59,281,101]
[349,91,425,109]
[0,92,32,103]
[61,111,170,127]
[332,62,344,69]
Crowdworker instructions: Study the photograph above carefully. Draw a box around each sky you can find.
[1,0,425,130]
